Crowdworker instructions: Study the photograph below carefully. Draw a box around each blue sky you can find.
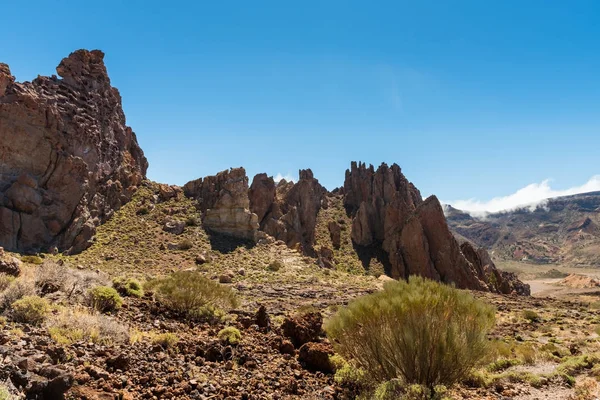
[2,0,599,211]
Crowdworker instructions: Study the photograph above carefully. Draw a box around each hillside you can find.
[446,191,600,267]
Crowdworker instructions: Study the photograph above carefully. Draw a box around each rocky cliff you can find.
[0,50,147,254]
[341,162,528,294]
[185,163,528,294]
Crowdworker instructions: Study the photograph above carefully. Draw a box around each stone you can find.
[298,342,334,373]
[343,162,524,292]
[281,312,323,348]
[251,170,327,254]
[255,305,270,329]
[327,221,342,249]
[162,220,185,235]
[0,50,147,254]
[0,251,21,276]
[184,168,259,241]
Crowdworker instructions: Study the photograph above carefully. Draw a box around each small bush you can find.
[151,332,179,349]
[34,261,70,294]
[47,307,129,345]
[11,295,50,324]
[88,286,122,313]
[112,277,144,298]
[178,239,193,250]
[0,274,15,291]
[0,279,36,310]
[20,255,43,265]
[146,271,239,321]
[0,384,13,400]
[325,276,495,391]
[523,310,541,322]
[267,260,283,272]
[218,327,241,345]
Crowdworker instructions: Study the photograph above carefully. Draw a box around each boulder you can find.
[298,342,334,373]
[0,50,147,254]
[0,248,21,276]
[281,312,323,348]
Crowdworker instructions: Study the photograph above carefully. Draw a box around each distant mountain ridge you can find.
[446,191,600,267]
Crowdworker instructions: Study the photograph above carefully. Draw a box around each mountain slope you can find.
[446,191,600,267]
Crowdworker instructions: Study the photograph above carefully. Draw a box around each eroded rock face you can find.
[251,170,327,254]
[343,162,526,293]
[184,168,259,241]
[0,50,147,254]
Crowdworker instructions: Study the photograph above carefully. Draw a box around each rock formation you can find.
[343,162,529,294]
[0,50,147,254]
[184,168,259,241]
[250,170,327,253]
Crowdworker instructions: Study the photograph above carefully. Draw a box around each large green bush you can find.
[146,271,239,320]
[325,276,495,391]
[89,286,123,313]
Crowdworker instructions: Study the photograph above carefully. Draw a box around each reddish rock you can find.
[343,162,526,293]
[248,174,276,224]
[0,50,147,254]
[254,170,327,254]
[327,221,342,249]
[298,342,334,373]
[281,312,323,347]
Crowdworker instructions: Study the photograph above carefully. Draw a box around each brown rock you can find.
[343,162,525,292]
[327,221,342,249]
[281,312,323,347]
[255,305,270,329]
[256,170,327,254]
[298,342,334,373]
[0,251,21,276]
[0,50,147,254]
[184,168,259,241]
[248,174,276,223]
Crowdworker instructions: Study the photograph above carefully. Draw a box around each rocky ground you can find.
[0,183,599,399]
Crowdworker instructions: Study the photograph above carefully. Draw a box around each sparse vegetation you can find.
[267,260,283,271]
[88,286,123,313]
[20,255,43,265]
[146,271,239,320]
[0,274,15,291]
[151,332,179,349]
[325,276,495,392]
[47,307,129,345]
[10,295,50,324]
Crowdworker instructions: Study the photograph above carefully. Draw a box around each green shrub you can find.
[112,277,144,298]
[11,295,50,324]
[151,332,179,349]
[89,286,122,313]
[146,271,239,321]
[218,327,241,345]
[20,255,43,265]
[267,260,283,271]
[0,384,13,400]
[523,310,541,322]
[325,276,495,390]
[178,239,193,250]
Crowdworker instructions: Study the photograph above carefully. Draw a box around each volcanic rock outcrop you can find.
[183,168,259,241]
[250,170,327,253]
[0,50,147,254]
[343,162,528,294]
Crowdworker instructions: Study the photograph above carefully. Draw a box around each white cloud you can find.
[274,173,294,183]
[447,175,600,217]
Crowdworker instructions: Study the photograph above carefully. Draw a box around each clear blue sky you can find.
[2,0,599,205]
